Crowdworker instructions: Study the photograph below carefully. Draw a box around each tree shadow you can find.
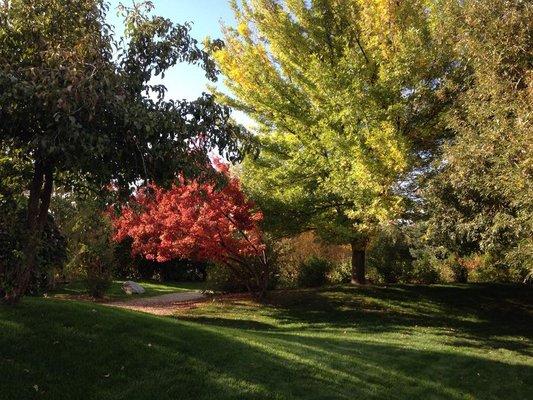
[1,287,531,399]
[179,284,533,357]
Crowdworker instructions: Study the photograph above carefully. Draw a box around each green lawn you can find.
[49,279,206,301]
[0,284,531,399]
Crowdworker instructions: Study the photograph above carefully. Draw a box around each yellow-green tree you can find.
[213,0,454,283]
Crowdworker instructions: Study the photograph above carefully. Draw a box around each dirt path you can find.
[106,291,207,316]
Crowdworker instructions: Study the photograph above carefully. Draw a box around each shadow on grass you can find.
[179,284,533,357]
[0,285,531,400]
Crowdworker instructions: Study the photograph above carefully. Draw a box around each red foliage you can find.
[111,162,265,266]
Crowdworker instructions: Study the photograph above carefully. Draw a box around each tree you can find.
[423,0,533,281]
[0,0,249,302]
[111,161,272,298]
[212,0,455,283]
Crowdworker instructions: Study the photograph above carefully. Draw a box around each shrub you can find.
[276,232,350,288]
[297,257,332,288]
[442,255,469,283]
[1,201,66,297]
[85,254,113,298]
[112,237,137,279]
[206,237,280,295]
[65,197,115,298]
[206,263,247,293]
[113,237,209,282]
[328,261,351,284]
[367,225,413,284]
[157,260,208,282]
[28,214,67,295]
[410,252,441,284]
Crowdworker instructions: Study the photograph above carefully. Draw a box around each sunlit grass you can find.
[0,284,531,399]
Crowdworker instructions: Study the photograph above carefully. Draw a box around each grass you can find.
[49,279,205,301]
[0,284,531,399]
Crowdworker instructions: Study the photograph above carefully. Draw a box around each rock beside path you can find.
[122,281,146,295]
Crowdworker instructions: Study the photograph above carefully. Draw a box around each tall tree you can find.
[0,0,249,302]
[423,0,533,281]
[212,0,454,283]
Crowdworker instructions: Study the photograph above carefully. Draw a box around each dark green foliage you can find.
[206,263,247,293]
[158,261,208,282]
[85,263,112,299]
[54,194,115,298]
[328,262,352,285]
[206,237,280,296]
[113,238,208,282]
[297,257,332,288]
[422,0,533,282]
[410,257,442,284]
[367,225,414,284]
[0,0,252,301]
[0,205,66,296]
[29,214,67,295]
[0,202,24,298]
[112,238,138,279]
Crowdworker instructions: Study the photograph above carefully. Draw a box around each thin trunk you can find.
[37,167,54,230]
[350,240,367,285]
[3,158,54,304]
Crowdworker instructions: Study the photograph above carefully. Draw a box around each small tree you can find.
[112,162,273,299]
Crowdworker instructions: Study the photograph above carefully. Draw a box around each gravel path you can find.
[106,291,207,316]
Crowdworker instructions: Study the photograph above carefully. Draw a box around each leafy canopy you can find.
[212,0,454,244]
[423,0,533,278]
[111,161,265,266]
[0,0,249,192]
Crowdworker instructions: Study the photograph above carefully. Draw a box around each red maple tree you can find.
[111,161,271,296]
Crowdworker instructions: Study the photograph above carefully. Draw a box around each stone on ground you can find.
[122,281,145,295]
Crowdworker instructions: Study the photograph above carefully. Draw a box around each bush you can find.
[112,237,137,279]
[410,252,441,284]
[1,200,66,296]
[157,260,208,282]
[328,261,351,284]
[206,237,281,296]
[28,216,67,295]
[64,197,115,298]
[205,263,247,293]
[297,257,332,288]
[367,225,413,284]
[85,255,112,298]
[113,237,208,282]
[276,232,350,288]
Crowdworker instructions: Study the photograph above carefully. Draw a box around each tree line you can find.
[1,0,531,303]
[213,0,532,284]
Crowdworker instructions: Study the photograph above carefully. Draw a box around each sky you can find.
[107,0,251,125]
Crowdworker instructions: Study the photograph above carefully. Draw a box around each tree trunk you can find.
[351,240,367,285]
[3,157,54,304]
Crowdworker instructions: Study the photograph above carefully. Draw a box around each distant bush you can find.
[29,214,67,295]
[63,197,115,298]
[328,261,351,284]
[85,256,112,298]
[206,237,280,295]
[276,232,350,288]
[297,257,332,288]
[367,225,413,284]
[206,263,247,293]
[156,260,208,282]
[410,251,441,284]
